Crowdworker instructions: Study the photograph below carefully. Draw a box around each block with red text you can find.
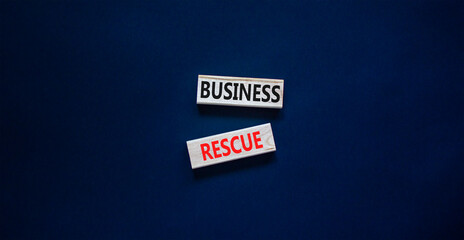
[197,75,284,109]
[186,123,276,169]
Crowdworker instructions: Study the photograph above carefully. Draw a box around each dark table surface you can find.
[1,1,463,239]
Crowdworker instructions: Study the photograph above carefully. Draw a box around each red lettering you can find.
[200,131,265,160]
[200,143,213,161]
[240,133,253,151]
[253,131,263,149]
[211,140,222,158]
[220,138,231,156]
[231,136,241,153]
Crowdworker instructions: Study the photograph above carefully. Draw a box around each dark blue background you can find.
[1,1,463,239]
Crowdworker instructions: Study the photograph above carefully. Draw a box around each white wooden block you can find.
[196,75,284,109]
[187,123,276,169]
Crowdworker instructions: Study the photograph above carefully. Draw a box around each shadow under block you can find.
[187,123,276,169]
[196,75,284,109]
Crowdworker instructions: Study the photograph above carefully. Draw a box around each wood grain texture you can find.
[196,75,284,109]
[187,123,276,169]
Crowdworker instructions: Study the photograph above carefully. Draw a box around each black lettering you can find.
[233,83,239,100]
[211,81,223,99]
[224,82,233,100]
[262,85,271,102]
[201,81,210,98]
[239,84,251,101]
[253,84,261,102]
[271,85,280,103]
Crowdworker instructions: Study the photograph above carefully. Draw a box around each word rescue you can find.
[186,123,276,169]
[196,75,284,109]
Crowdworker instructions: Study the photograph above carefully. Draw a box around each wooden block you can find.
[187,123,276,169]
[196,75,284,109]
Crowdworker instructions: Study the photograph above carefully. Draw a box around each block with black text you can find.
[196,75,284,109]
[186,123,276,169]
